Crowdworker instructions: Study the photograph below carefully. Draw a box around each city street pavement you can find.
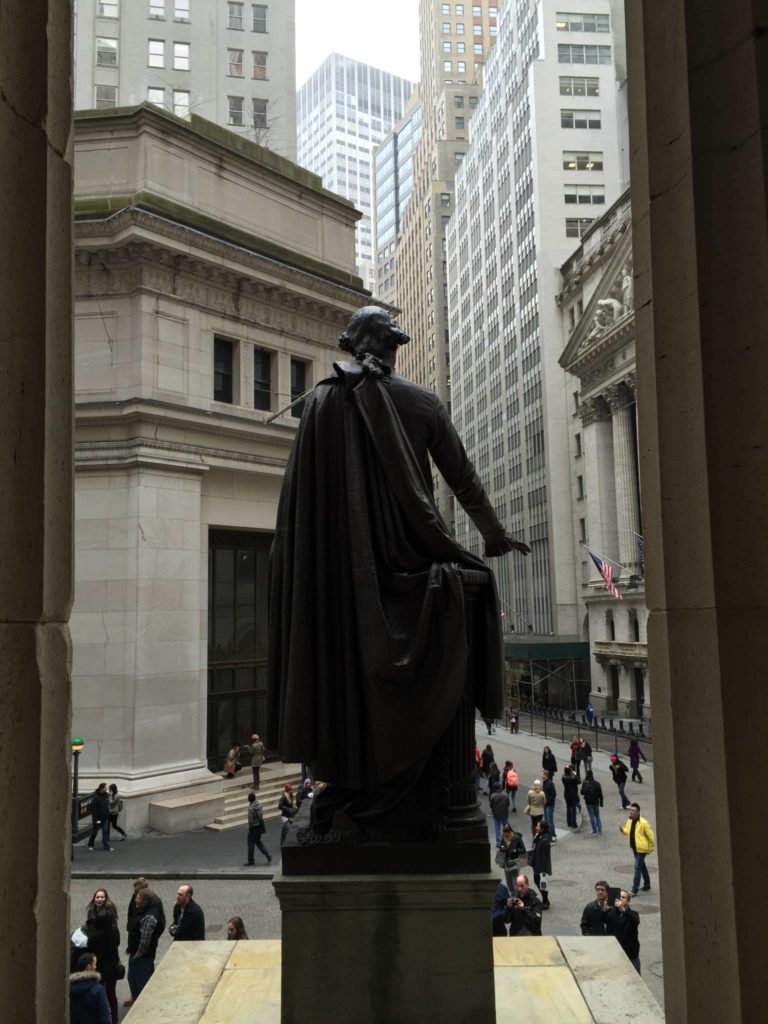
[71,721,663,1017]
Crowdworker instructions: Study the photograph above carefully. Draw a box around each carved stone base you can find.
[273,869,498,1024]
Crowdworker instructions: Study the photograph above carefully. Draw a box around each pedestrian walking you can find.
[87,783,113,852]
[609,754,631,808]
[169,884,205,941]
[497,824,526,895]
[541,770,557,841]
[70,952,112,1024]
[488,761,501,794]
[126,889,165,1003]
[481,743,495,787]
[627,739,647,783]
[84,889,121,1023]
[585,702,595,726]
[580,770,604,835]
[570,736,582,779]
[523,779,546,835]
[250,734,266,789]
[489,786,510,846]
[245,791,272,865]
[541,746,557,779]
[107,784,127,841]
[504,762,519,811]
[578,737,593,774]
[562,764,581,829]
[619,802,655,895]
[606,889,642,973]
[529,820,553,909]
[227,916,249,940]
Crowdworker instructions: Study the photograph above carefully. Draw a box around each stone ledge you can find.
[149,793,225,835]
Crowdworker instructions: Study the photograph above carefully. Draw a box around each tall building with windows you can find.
[296,54,415,290]
[373,89,423,306]
[74,0,297,160]
[446,0,627,704]
[395,1,500,525]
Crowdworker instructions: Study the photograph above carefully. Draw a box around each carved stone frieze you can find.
[583,357,616,390]
[578,395,611,425]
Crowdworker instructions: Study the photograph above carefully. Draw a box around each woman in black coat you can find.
[85,889,121,1023]
[530,820,553,909]
[541,746,557,779]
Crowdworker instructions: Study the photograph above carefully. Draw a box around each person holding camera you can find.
[505,875,543,936]
[606,889,642,973]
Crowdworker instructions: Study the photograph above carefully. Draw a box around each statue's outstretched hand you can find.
[484,533,531,557]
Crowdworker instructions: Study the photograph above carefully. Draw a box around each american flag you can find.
[589,551,623,600]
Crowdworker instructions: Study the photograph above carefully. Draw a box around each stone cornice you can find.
[74,205,375,326]
[74,437,288,474]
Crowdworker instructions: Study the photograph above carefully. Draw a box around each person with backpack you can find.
[504,762,519,812]
[580,769,605,835]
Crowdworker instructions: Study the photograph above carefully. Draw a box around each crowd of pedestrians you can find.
[485,730,654,977]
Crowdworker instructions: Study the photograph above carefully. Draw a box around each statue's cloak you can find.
[267,360,504,789]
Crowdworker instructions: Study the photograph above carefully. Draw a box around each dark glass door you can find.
[207,529,272,770]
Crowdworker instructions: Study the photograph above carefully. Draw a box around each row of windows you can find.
[443,60,469,73]
[213,338,306,414]
[558,44,611,64]
[565,217,594,238]
[442,23,495,37]
[564,183,604,204]
[563,149,603,170]
[561,108,600,128]
[96,1,267,30]
[228,95,268,126]
[555,12,610,32]
[559,75,600,96]
[443,41,485,54]
[226,49,268,78]
[441,3,498,13]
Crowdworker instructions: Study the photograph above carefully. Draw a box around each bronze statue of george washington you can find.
[267,307,528,840]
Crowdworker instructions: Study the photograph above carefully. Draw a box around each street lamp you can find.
[71,738,84,838]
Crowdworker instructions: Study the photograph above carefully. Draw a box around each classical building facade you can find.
[296,54,414,289]
[71,103,368,828]
[74,0,298,159]
[558,190,648,718]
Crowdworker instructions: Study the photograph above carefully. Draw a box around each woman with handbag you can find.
[107,784,127,840]
[84,889,122,1023]
[530,820,553,909]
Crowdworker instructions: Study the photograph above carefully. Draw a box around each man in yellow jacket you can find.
[619,802,655,896]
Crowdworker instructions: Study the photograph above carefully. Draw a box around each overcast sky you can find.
[295,0,421,87]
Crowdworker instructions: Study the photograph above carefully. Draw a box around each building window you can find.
[94,84,118,107]
[457,60,466,73]
[148,39,165,67]
[563,150,603,170]
[454,94,464,108]
[561,108,601,128]
[560,75,600,96]
[558,44,611,64]
[252,97,267,128]
[443,60,452,72]
[98,1,119,16]
[469,95,478,108]
[474,42,483,53]
[253,348,272,410]
[565,217,594,238]
[173,40,190,69]
[575,432,582,457]
[228,2,244,29]
[228,95,244,125]
[228,48,244,76]
[489,25,498,36]
[149,0,164,17]
[456,22,465,33]
[456,3,464,12]
[252,4,267,32]
[577,475,584,499]
[214,338,234,403]
[443,41,452,52]
[442,2,450,12]
[564,183,605,204]
[457,40,465,52]
[556,12,610,32]
[290,358,308,418]
[442,22,451,33]
[473,23,482,35]
[472,4,481,14]
[579,517,586,543]
[252,50,267,78]
[95,37,118,66]
[173,89,190,117]
[147,86,165,106]
[455,116,465,129]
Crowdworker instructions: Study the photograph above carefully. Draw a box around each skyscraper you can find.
[447,0,627,699]
[395,1,499,524]
[74,0,298,160]
[297,53,414,290]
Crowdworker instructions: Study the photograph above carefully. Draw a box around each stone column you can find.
[605,381,641,571]
[616,664,637,719]
[579,396,618,579]
[0,2,73,1019]
[628,1,768,1019]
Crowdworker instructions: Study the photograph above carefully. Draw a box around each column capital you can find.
[578,395,610,425]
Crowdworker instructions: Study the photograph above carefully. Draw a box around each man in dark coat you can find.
[580,880,612,935]
[127,889,165,1000]
[506,874,543,936]
[606,889,642,973]
[267,307,528,837]
[169,884,205,941]
[87,783,112,851]
[69,953,111,1024]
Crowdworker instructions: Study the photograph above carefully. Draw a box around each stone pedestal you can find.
[273,871,498,1024]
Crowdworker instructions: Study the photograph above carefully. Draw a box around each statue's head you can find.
[338,306,410,361]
